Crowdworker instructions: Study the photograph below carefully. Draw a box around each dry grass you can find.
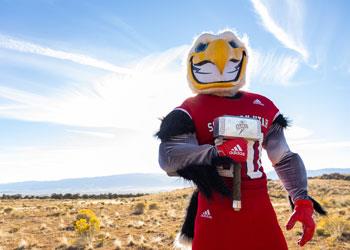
[0,178,349,249]
[131,202,146,215]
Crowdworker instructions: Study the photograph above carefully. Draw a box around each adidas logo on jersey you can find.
[229,144,245,156]
[200,209,212,219]
[253,99,264,106]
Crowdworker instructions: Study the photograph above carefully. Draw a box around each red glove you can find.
[286,199,315,247]
[216,138,248,163]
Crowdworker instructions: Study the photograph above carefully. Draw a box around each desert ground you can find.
[0,177,349,250]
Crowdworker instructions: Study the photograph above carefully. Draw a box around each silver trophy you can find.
[213,116,262,211]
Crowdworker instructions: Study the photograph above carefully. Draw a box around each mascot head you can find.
[187,30,248,96]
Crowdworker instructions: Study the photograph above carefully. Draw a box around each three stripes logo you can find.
[253,98,264,106]
[200,209,212,219]
[229,144,245,156]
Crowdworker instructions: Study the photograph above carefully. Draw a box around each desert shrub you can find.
[51,193,63,199]
[182,194,189,199]
[73,209,100,246]
[319,173,350,181]
[127,235,136,246]
[39,223,47,231]
[4,207,13,213]
[95,233,104,248]
[82,194,89,199]
[55,237,70,250]
[317,214,350,241]
[9,227,19,233]
[148,203,159,210]
[16,239,28,250]
[319,198,333,208]
[63,193,73,199]
[132,202,145,215]
[128,220,144,229]
[113,238,122,249]
[50,212,61,217]
[338,210,346,215]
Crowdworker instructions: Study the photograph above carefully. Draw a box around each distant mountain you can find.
[267,168,350,180]
[0,173,191,196]
[1,168,349,196]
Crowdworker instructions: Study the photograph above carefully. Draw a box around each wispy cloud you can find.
[0,34,132,74]
[0,41,191,182]
[1,33,347,182]
[242,30,301,86]
[249,49,300,85]
[284,125,314,140]
[101,15,156,53]
[251,0,308,60]
[0,44,190,131]
[262,123,350,171]
[0,34,307,132]
[66,129,116,139]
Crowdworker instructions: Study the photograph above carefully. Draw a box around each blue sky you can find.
[0,0,349,183]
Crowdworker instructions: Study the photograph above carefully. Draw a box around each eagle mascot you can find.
[156,30,325,250]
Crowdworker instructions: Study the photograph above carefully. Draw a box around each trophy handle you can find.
[232,162,241,211]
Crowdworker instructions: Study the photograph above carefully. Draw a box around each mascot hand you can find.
[286,199,315,247]
[215,138,248,163]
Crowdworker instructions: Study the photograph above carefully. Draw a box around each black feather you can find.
[288,195,327,216]
[155,110,195,141]
[180,190,198,240]
[273,114,290,128]
[212,156,236,169]
[288,195,295,211]
[309,196,327,215]
[177,164,231,199]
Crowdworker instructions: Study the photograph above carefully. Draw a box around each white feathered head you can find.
[187,30,248,96]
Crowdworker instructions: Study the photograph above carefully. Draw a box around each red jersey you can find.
[177,91,280,181]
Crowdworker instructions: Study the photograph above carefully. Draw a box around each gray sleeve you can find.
[158,133,218,176]
[264,124,309,201]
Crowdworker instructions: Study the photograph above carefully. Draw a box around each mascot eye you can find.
[229,40,239,48]
[195,43,208,53]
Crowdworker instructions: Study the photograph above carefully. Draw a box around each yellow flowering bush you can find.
[73,209,100,244]
[316,214,350,241]
[75,218,89,234]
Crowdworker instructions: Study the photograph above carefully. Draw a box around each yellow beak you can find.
[187,37,248,91]
[205,39,230,74]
